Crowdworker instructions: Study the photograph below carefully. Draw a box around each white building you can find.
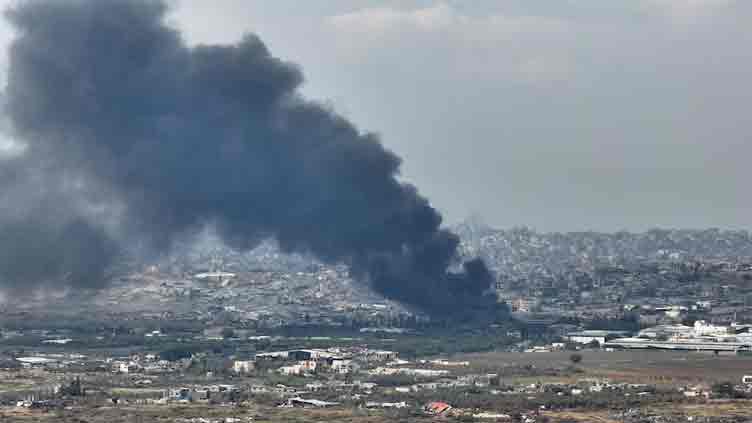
[16,357,59,368]
[330,359,358,374]
[232,360,255,374]
[42,338,73,345]
[194,271,236,281]
[366,350,399,362]
[366,401,408,409]
[693,320,727,336]
[639,324,694,339]
[429,359,470,367]
[567,330,628,345]
[369,367,449,377]
[278,360,317,376]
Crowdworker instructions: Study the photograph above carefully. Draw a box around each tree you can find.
[569,353,583,365]
[712,381,737,398]
[159,346,195,362]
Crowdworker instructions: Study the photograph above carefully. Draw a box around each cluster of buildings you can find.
[5,333,752,423]
[163,384,241,403]
[86,225,752,333]
[557,318,752,354]
[95,259,420,331]
[256,348,397,377]
[110,353,191,374]
[605,320,752,353]
[453,224,752,326]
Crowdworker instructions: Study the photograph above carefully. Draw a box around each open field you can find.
[7,399,752,423]
[0,404,425,423]
[543,410,621,423]
[653,400,752,418]
[544,401,752,422]
[457,350,752,385]
[0,369,59,393]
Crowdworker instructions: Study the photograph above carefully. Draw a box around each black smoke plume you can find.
[0,0,495,313]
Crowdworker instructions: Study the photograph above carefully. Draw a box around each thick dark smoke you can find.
[0,0,495,312]
[0,142,121,291]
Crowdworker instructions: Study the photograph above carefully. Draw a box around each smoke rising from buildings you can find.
[0,0,494,312]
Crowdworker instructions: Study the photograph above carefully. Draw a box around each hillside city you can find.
[4,223,752,421]
[14,222,752,332]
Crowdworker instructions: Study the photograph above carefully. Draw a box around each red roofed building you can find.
[424,401,452,415]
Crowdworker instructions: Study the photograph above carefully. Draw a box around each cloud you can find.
[328,2,570,39]
[646,0,733,12]
[642,0,736,23]
[328,3,458,34]
[326,2,573,84]
[0,135,23,158]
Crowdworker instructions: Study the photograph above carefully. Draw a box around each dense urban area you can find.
[3,222,752,421]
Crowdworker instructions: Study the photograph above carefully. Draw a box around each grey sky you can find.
[2,0,751,232]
